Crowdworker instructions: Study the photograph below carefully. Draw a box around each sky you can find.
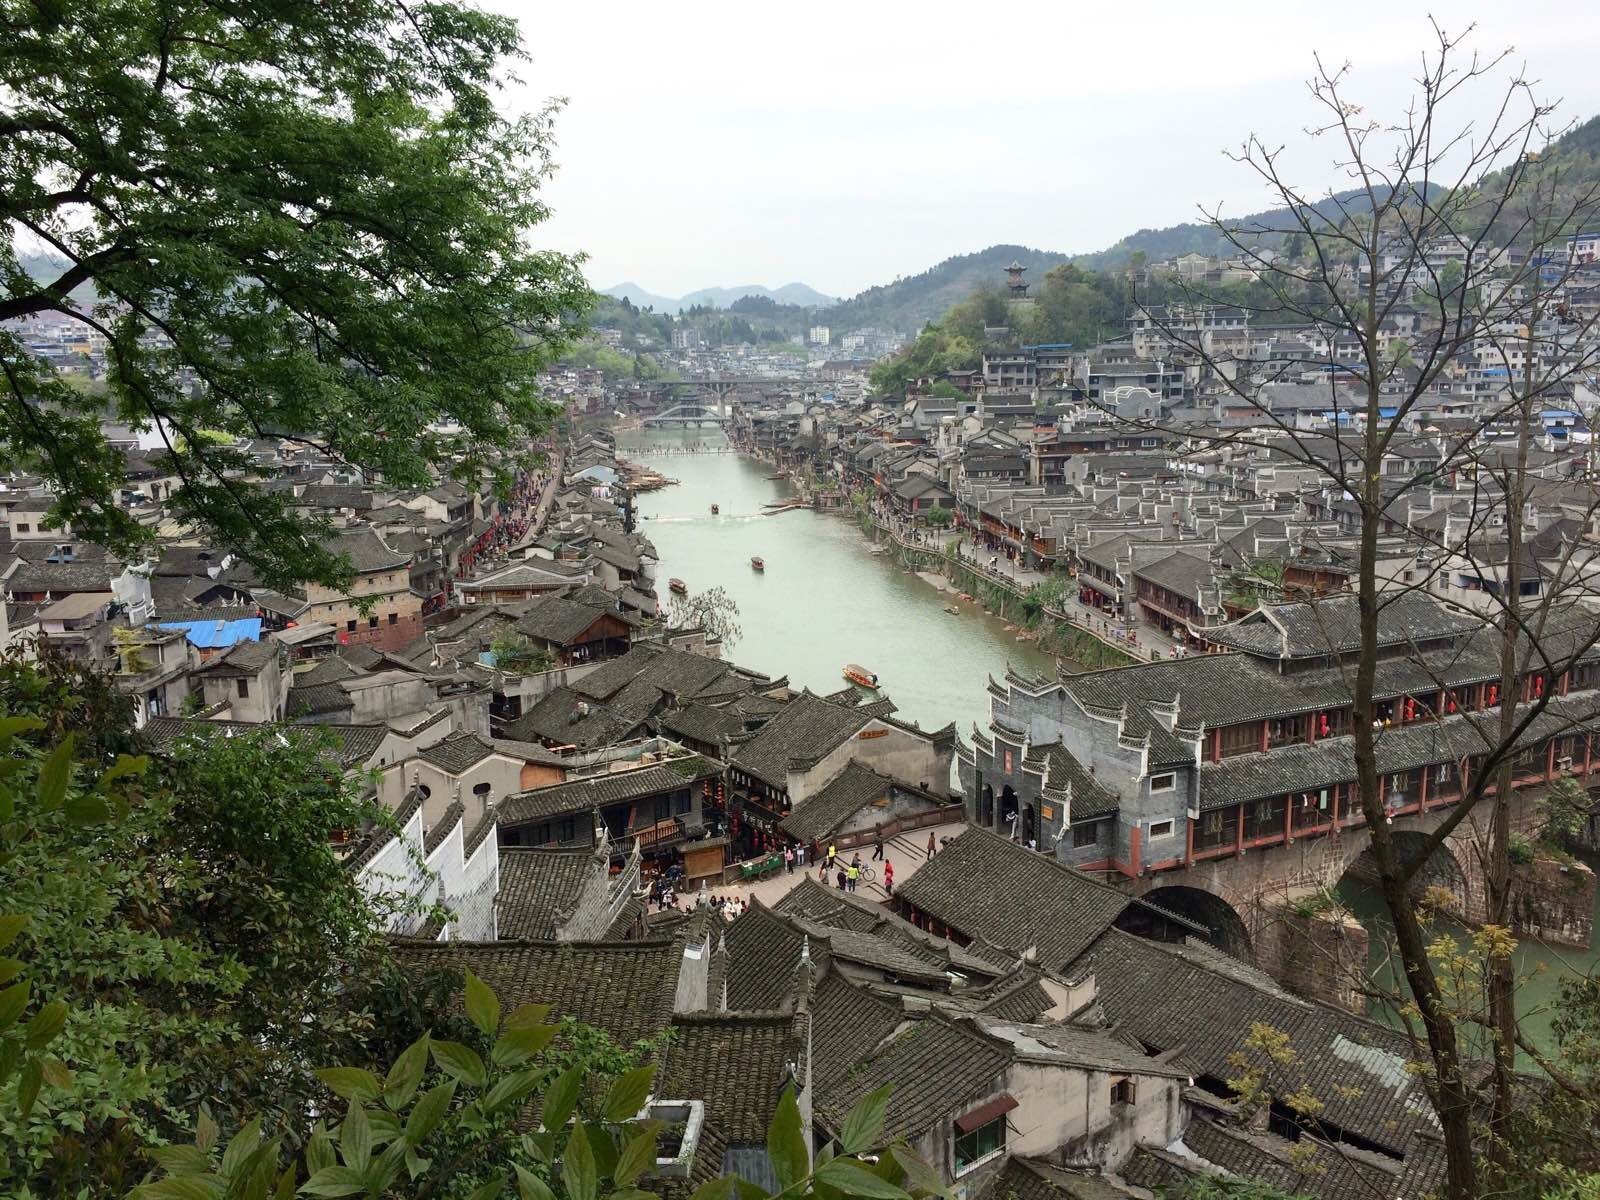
[489,1,1600,301]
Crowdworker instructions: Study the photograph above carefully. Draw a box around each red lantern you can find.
[1318,713,1330,737]
[1535,675,1545,697]
[1404,699,1416,722]
[1488,685,1499,706]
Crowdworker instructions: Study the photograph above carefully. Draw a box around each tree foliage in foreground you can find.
[0,1,591,590]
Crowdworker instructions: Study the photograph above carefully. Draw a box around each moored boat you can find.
[751,557,765,571]
[944,604,960,615]
[710,503,719,514]
[668,578,687,595]
[843,664,879,689]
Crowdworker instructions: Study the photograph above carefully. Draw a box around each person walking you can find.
[836,866,848,891]
[883,860,894,897]
[846,860,860,893]
[926,830,937,860]
[783,845,794,874]
[872,826,885,860]
[826,842,838,871]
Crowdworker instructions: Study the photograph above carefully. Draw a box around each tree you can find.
[1,3,590,592]
[0,655,409,1196]
[1100,24,1600,1198]
[923,506,953,529]
[489,633,556,677]
[667,586,743,648]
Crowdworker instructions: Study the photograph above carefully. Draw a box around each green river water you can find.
[617,427,1057,741]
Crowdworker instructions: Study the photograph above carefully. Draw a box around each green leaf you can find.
[613,1128,659,1187]
[504,1002,552,1031]
[562,1122,597,1200]
[64,791,111,826]
[431,1040,487,1087]
[766,1084,808,1189]
[466,1180,503,1200]
[136,1179,225,1200]
[405,1151,431,1181]
[491,1023,556,1068]
[99,753,149,787]
[0,957,24,984]
[24,999,68,1050]
[483,1066,543,1115]
[384,1033,430,1110]
[0,914,26,950]
[815,1160,912,1200]
[514,1165,556,1200]
[223,1118,264,1178]
[314,1066,382,1103]
[38,1057,72,1089]
[367,1141,408,1196]
[16,1057,42,1119]
[275,1166,297,1200]
[197,1107,221,1155]
[686,1178,738,1200]
[541,1065,583,1131]
[36,733,75,810]
[151,1145,212,1176]
[888,1145,945,1196]
[0,715,44,745]
[405,1081,456,1145]
[298,1166,366,1198]
[840,1084,893,1154]
[304,1126,335,1175]
[603,1064,655,1122]
[464,969,501,1036]
[339,1104,371,1173]
[582,1120,619,1179]
[0,979,30,1032]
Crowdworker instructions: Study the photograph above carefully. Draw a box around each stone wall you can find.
[1251,897,1370,1014]
[1513,857,1596,949]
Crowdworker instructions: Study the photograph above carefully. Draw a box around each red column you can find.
[1185,817,1195,866]
[1129,827,1142,877]
[1419,768,1430,811]
[1235,806,1246,854]
[1283,796,1294,843]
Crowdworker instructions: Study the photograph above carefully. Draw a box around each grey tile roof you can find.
[1072,929,1437,1154]
[142,716,386,767]
[731,692,871,788]
[418,731,497,774]
[500,686,646,750]
[657,702,744,747]
[1024,743,1119,821]
[515,594,618,645]
[390,938,682,1046]
[1207,591,1478,659]
[497,756,721,828]
[328,528,411,573]
[779,761,891,842]
[287,682,354,717]
[423,801,464,854]
[658,1012,804,1144]
[1178,1116,1400,1200]
[816,1012,1011,1143]
[723,904,813,1011]
[496,848,599,939]
[808,967,905,1088]
[977,1157,1140,1200]
[894,828,1132,972]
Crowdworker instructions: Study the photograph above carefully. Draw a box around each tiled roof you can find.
[816,1012,1010,1143]
[658,1012,803,1144]
[515,594,616,645]
[723,905,811,1011]
[657,702,743,747]
[287,682,354,717]
[977,1157,1140,1200]
[1025,743,1119,821]
[390,938,682,1046]
[418,730,497,774]
[574,643,759,707]
[1117,1146,1208,1195]
[142,716,386,767]
[1073,929,1437,1154]
[808,967,905,1089]
[496,847,599,939]
[423,802,464,854]
[779,761,891,842]
[1178,1116,1400,1200]
[894,827,1131,972]
[329,528,410,573]
[497,756,721,828]
[500,686,645,750]
[730,692,871,787]
[1206,591,1477,659]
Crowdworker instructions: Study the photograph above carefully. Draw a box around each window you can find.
[674,792,691,816]
[1148,819,1174,840]
[1149,773,1175,793]
[654,795,672,822]
[347,619,357,633]
[1111,1077,1137,1107]
[1072,822,1098,848]
[236,678,250,698]
[388,612,399,625]
[13,523,27,534]
[558,817,576,842]
[368,616,379,629]
[953,1117,1007,1174]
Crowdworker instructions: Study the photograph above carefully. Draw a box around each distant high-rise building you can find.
[807,325,830,346]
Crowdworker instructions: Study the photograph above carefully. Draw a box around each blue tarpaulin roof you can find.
[157,617,262,649]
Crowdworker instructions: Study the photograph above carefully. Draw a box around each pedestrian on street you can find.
[883,860,894,897]
[796,843,806,869]
[836,867,848,891]
[846,861,860,893]
[872,826,885,860]
[926,830,937,860]
[783,845,794,874]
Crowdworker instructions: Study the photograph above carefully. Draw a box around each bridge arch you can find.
[1118,884,1254,961]
[1340,829,1475,918]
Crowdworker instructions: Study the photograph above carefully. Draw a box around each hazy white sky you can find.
[489,1,1600,300]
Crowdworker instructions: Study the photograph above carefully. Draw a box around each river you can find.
[1337,870,1600,1058]
[616,427,1057,740]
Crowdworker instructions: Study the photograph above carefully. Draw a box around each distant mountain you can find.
[818,244,1074,334]
[600,281,835,314]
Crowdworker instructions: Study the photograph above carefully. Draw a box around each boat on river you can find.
[945,605,960,615]
[843,664,879,689]
[710,503,719,514]
[668,578,687,595]
[751,557,765,572]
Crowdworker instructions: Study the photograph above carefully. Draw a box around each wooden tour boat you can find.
[751,557,765,571]
[843,664,879,689]
[668,578,688,595]
[945,604,960,615]
[710,503,719,514]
